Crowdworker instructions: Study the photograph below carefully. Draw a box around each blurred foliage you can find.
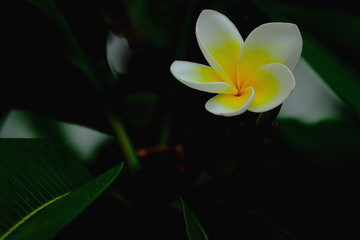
[2,0,111,132]
[1,0,360,239]
[278,119,360,165]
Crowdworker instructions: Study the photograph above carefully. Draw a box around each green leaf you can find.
[0,139,123,239]
[180,197,209,240]
[301,32,360,116]
[180,198,298,240]
[251,0,360,117]
[26,0,112,92]
[277,119,360,164]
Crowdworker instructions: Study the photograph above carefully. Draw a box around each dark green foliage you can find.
[0,139,123,239]
[1,0,359,239]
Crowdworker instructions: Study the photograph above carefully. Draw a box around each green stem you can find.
[107,113,141,174]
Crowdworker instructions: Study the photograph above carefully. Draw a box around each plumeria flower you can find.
[170,10,302,116]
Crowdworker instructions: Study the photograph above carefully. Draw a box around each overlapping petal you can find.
[244,63,295,112]
[237,23,302,88]
[170,61,238,94]
[196,9,244,87]
[170,9,302,117]
[205,87,254,116]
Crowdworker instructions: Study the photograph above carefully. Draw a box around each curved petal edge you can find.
[205,87,254,117]
[196,9,244,86]
[246,63,295,113]
[238,22,302,87]
[170,61,238,94]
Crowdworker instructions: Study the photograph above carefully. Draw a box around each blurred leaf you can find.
[245,209,297,240]
[27,0,113,92]
[0,139,123,239]
[123,92,159,128]
[252,0,360,117]
[119,0,195,49]
[2,1,112,133]
[180,197,209,240]
[301,32,360,116]
[277,119,360,164]
[184,199,298,240]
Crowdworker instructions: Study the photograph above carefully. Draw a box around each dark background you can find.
[1,0,360,239]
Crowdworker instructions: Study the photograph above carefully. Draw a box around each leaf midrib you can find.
[0,192,70,240]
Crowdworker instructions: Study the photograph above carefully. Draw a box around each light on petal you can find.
[170,61,238,94]
[170,10,302,117]
[238,23,302,88]
[196,9,244,87]
[245,63,295,112]
[205,87,254,117]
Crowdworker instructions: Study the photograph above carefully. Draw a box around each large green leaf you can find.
[251,0,360,117]
[0,139,123,239]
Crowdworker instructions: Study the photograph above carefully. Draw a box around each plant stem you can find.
[107,112,141,174]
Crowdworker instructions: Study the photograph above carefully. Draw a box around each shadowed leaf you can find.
[0,139,123,239]
[180,196,209,240]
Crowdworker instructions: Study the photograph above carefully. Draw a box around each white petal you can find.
[245,63,295,112]
[238,23,302,87]
[196,9,244,86]
[205,87,254,117]
[170,61,238,94]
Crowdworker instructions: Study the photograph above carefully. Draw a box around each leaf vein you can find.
[0,192,70,240]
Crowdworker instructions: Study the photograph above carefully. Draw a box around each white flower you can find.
[170,10,302,116]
